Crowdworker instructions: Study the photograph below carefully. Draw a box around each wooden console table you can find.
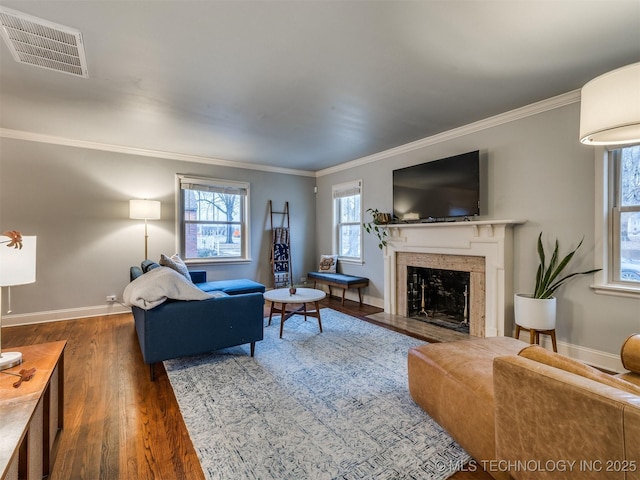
[0,341,66,480]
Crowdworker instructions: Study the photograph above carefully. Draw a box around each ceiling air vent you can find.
[0,6,88,78]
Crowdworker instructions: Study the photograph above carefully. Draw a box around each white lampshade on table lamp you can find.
[130,199,161,260]
[580,62,640,145]
[0,234,36,371]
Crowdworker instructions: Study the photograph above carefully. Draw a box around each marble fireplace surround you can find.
[383,220,523,337]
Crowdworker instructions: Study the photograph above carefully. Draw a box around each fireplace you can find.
[407,266,471,334]
[383,220,522,337]
[397,252,485,336]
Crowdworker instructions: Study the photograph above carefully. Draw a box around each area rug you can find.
[164,308,470,480]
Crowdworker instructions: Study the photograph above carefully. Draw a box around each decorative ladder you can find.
[269,200,292,289]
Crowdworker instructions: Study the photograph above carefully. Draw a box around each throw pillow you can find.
[141,260,160,273]
[318,254,338,273]
[159,253,191,281]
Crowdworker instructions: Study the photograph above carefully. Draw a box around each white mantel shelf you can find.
[384,218,525,230]
[383,218,526,337]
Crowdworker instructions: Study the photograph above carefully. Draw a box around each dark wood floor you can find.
[2,296,490,480]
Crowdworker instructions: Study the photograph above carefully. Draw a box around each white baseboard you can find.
[2,300,624,374]
[308,284,383,309]
[364,294,624,373]
[363,293,384,309]
[2,304,131,327]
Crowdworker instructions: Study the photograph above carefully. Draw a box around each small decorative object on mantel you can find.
[363,208,391,250]
[0,230,38,371]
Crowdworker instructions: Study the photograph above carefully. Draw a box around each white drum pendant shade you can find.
[580,63,640,145]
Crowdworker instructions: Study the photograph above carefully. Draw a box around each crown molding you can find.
[0,128,316,178]
[315,89,581,177]
[1,89,580,179]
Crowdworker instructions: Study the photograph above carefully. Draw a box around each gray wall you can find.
[1,99,638,359]
[0,138,317,316]
[316,102,639,356]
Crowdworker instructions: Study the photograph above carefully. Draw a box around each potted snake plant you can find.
[514,232,601,331]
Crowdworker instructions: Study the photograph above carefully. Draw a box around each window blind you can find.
[332,180,361,199]
[179,176,248,196]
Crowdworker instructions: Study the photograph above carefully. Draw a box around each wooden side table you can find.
[0,341,66,480]
[264,288,326,338]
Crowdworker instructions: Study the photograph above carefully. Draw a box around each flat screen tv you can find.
[393,150,480,222]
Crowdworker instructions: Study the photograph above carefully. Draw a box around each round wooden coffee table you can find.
[263,287,326,338]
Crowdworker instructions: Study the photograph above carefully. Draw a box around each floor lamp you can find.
[129,199,161,260]
[0,233,37,371]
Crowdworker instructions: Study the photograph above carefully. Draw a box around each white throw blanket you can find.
[124,266,214,310]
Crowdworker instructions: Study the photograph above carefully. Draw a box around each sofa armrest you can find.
[494,355,640,479]
[188,270,207,283]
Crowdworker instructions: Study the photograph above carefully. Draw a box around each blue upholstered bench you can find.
[307,272,369,305]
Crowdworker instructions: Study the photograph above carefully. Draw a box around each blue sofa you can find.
[129,262,266,379]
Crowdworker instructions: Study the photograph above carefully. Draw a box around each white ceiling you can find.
[0,1,639,172]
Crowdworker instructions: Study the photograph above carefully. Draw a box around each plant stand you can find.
[514,325,558,352]
[514,293,557,351]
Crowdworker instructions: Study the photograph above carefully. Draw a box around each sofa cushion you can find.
[519,345,640,396]
[408,336,525,480]
[188,270,207,284]
[141,260,160,273]
[617,372,640,387]
[621,333,640,374]
[130,266,143,281]
[197,278,265,295]
[159,253,191,280]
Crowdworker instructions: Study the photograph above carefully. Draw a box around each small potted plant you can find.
[515,232,601,331]
[363,208,391,250]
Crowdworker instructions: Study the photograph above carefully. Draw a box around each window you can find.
[178,175,250,262]
[333,180,362,262]
[594,144,640,297]
[612,145,640,283]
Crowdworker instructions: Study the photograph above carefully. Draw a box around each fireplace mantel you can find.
[383,219,524,337]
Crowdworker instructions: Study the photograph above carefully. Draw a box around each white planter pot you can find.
[514,293,557,330]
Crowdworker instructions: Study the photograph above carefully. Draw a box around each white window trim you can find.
[332,179,363,264]
[176,174,251,264]
[592,147,640,299]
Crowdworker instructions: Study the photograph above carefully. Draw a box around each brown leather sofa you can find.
[408,334,640,480]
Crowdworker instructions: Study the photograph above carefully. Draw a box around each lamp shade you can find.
[0,236,37,287]
[580,62,640,145]
[129,200,161,220]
